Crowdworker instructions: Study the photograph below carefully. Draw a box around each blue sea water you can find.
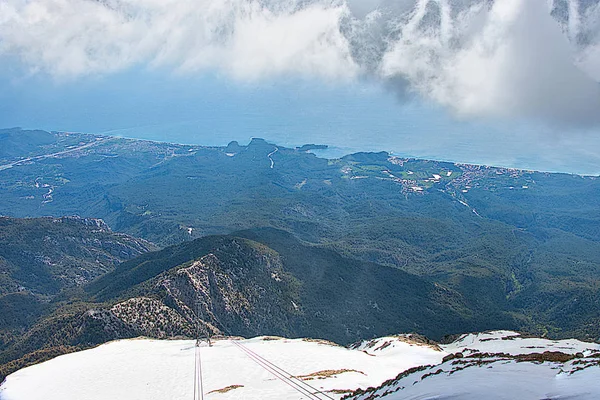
[0,68,598,175]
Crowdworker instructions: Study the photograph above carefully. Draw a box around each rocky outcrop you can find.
[110,297,194,339]
[155,240,302,338]
[69,239,303,345]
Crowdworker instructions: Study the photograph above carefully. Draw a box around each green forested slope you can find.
[0,230,509,380]
[1,129,599,379]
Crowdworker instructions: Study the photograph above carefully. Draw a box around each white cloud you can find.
[0,0,357,80]
[1,0,600,126]
[378,0,600,125]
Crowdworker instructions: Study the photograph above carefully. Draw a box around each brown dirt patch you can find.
[208,385,244,394]
[296,369,365,380]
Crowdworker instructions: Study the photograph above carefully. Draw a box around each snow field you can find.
[0,335,445,400]
[3,331,599,400]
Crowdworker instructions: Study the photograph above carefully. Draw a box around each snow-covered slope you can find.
[2,331,599,400]
[348,331,600,400]
[0,335,444,400]
[443,330,600,356]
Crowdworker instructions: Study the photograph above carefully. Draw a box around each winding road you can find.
[267,147,278,169]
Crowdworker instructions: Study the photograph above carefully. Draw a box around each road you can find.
[0,138,109,171]
[267,147,278,169]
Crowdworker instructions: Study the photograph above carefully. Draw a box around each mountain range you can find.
[0,127,599,386]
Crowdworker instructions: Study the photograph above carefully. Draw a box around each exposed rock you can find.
[110,297,194,339]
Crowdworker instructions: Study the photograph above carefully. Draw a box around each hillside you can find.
[1,130,599,344]
[1,129,598,246]
[0,216,156,297]
[0,216,155,351]
[347,331,600,400]
[0,335,443,400]
[84,228,496,342]
[0,230,492,380]
[1,331,599,400]
[1,129,600,378]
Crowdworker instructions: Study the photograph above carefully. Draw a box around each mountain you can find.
[0,334,444,400]
[0,216,156,369]
[347,330,600,400]
[0,216,156,297]
[1,129,600,343]
[1,128,600,378]
[1,331,598,400]
[84,227,505,342]
[0,229,501,381]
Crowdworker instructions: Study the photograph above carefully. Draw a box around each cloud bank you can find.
[1,0,600,126]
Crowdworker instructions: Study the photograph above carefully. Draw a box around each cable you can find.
[231,340,320,399]
[193,342,205,400]
[193,296,205,400]
[232,340,335,400]
[205,301,334,399]
[196,343,205,400]
[198,310,314,398]
[193,343,197,400]
[209,311,334,399]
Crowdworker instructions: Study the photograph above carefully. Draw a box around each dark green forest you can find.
[1,128,599,380]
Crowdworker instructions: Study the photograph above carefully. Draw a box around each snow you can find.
[442,330,600,355]
[354,359,600,400]
[2,331,598,400]
[350,331,600,400]
[0,336,444,400]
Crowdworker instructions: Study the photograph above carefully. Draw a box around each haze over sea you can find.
[1,70,598,176]
[2,0,600,175]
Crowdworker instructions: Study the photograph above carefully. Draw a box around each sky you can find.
[1,0,600,174]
